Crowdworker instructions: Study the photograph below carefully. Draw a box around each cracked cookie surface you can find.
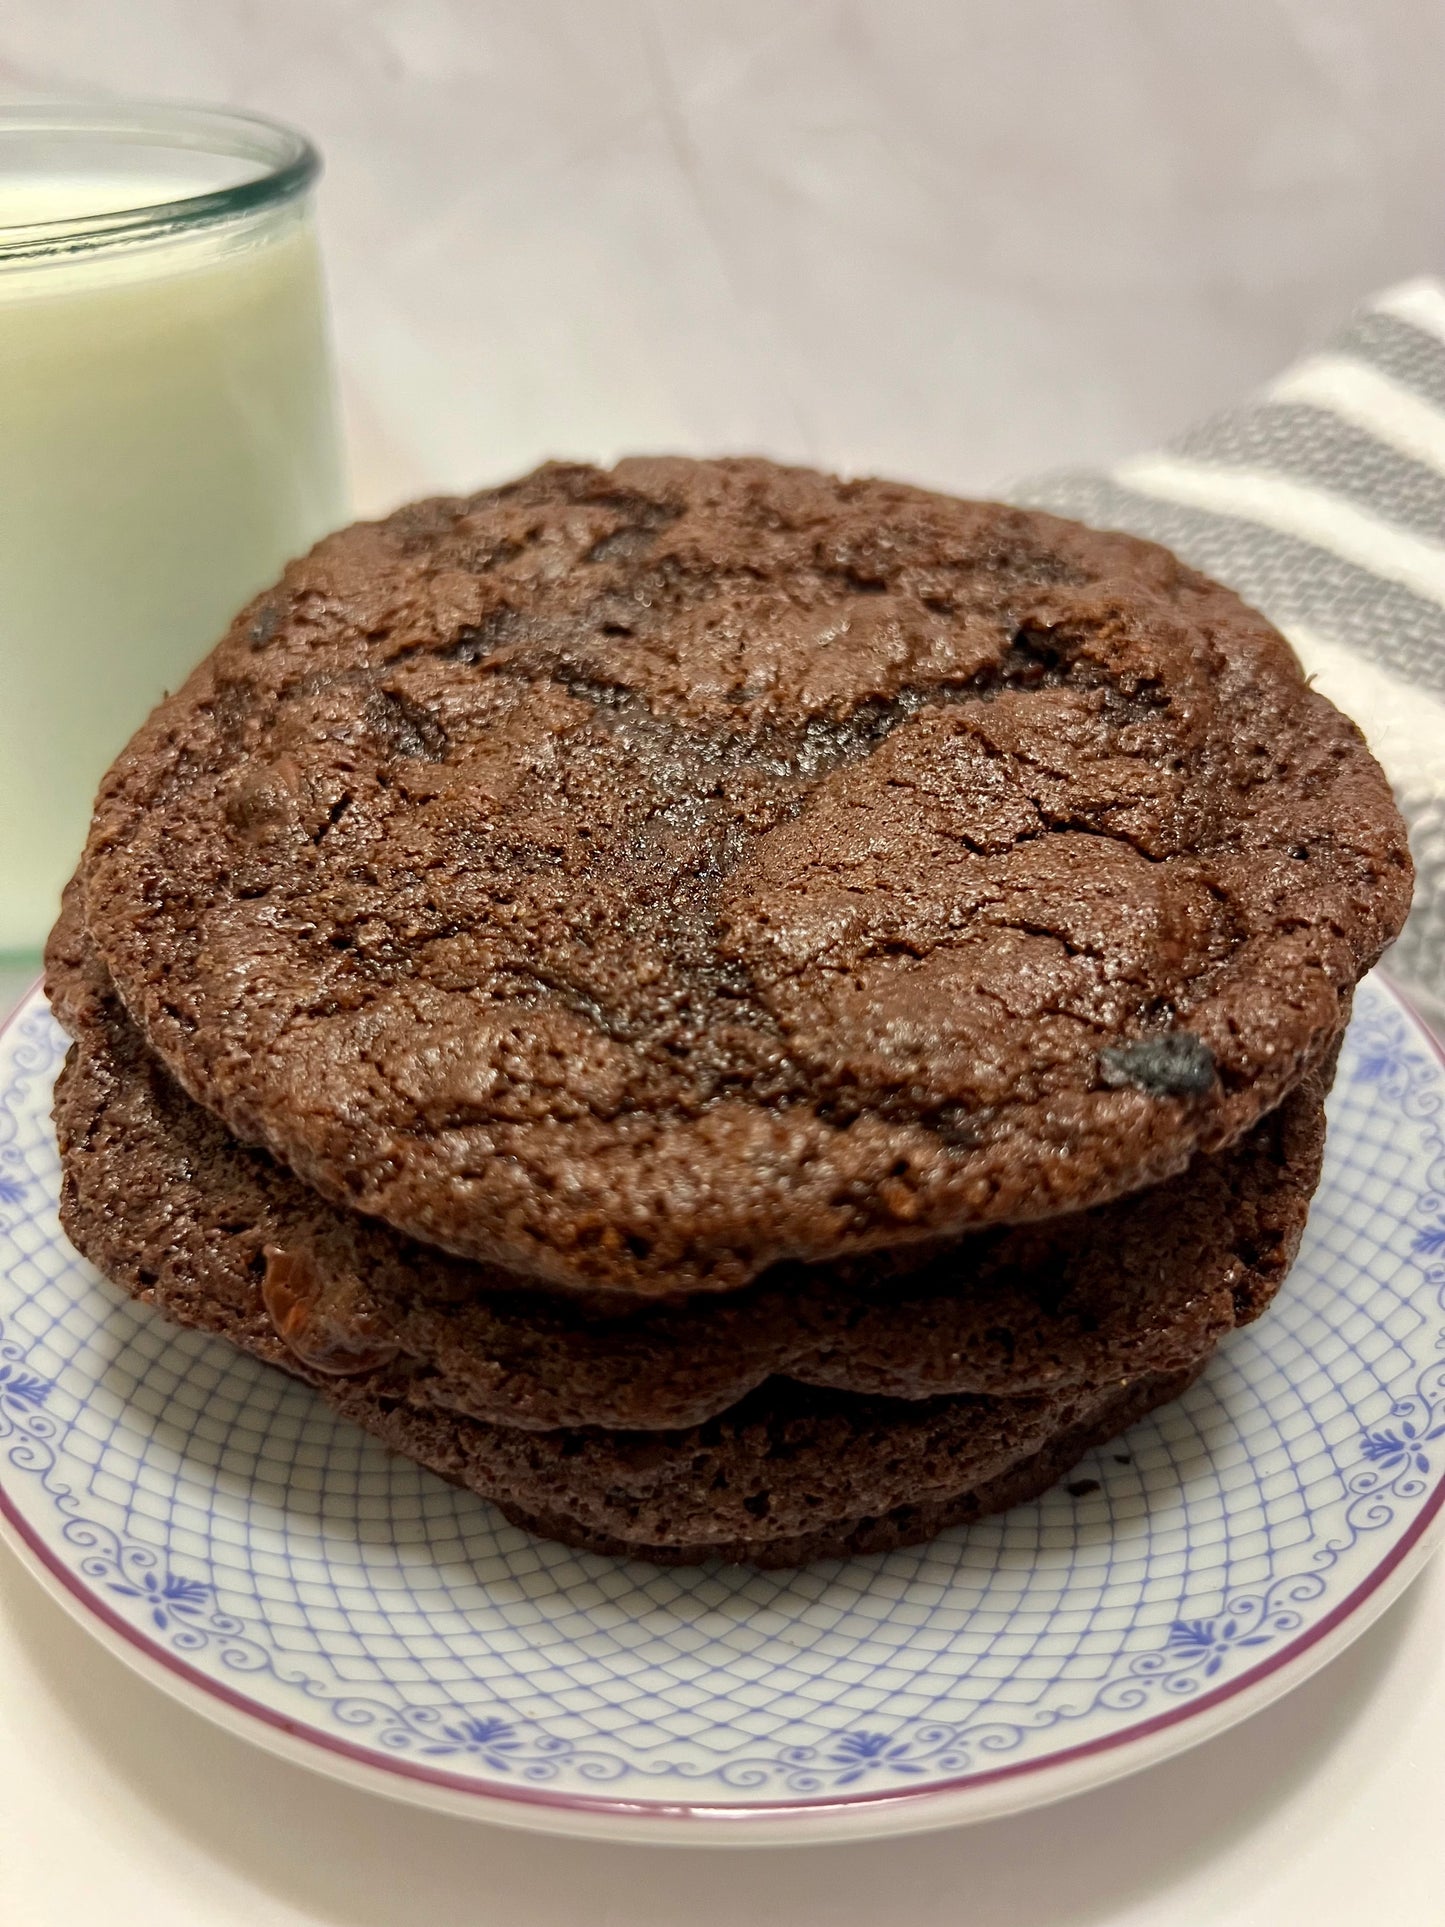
[73,457,1409,1294]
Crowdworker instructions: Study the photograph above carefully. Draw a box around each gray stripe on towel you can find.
[1171,402,1445,543]
[1326,312,1445,414]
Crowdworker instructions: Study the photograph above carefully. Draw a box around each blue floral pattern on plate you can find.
[2,976,1444,1823]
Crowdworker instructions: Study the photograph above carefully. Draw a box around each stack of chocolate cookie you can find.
[48,458,1411,1565]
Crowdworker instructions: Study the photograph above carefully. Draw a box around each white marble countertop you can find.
[5,2,1445,1916]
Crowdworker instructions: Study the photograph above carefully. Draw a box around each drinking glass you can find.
[0,103,347,957]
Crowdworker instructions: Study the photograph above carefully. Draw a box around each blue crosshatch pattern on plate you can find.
[1,975,1444,1804]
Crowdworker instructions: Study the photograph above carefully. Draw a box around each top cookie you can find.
[77,458,1410,1295]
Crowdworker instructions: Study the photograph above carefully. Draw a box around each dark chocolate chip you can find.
[1065,1478,1101,1498]
[1099,1031,1215,1098]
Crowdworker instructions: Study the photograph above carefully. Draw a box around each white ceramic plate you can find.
[2,975,1443,1844]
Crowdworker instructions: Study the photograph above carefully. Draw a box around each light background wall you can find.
[4,2,1444,509]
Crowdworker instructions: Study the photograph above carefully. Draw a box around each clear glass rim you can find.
[0,102,320,263]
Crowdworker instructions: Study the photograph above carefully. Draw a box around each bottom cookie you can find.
[447,1368,1203,1566]
[312,1360,1210,1566]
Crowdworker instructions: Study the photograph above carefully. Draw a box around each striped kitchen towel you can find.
[1012,276,1445,1021]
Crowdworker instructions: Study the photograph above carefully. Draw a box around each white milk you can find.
[0,162,345,952]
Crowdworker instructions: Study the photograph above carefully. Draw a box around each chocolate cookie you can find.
[77,459,1409,1293]
[50,1011,1205,1562]
[50,904,1332,1432]
[346,1369,1205,1567]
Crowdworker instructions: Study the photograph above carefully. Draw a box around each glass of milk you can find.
[0,104,347,958]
